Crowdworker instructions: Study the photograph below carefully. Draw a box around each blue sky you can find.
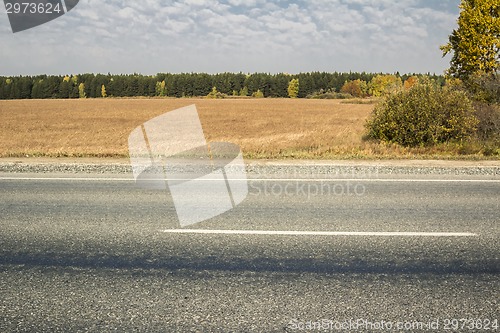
[0,0,460,75]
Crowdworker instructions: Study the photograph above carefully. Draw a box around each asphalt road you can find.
[0,169,499,332]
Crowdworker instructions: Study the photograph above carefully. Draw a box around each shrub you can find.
[206,86,225,99]
[366,82,479,147]
[466,73,500,104]
[307,89,352,99]
[474,101,500,141]
[252,89,264,98]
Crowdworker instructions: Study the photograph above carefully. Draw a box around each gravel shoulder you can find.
[1,157,499,167]
[1,157,499,179]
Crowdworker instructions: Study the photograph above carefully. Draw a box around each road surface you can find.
[1,166,499,332]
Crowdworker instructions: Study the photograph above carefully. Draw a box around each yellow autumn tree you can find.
[340,79,368,97]
[155,80,166,97]
[440,0,499,80]
[287,78,299,98]
[404,76,419,90]
[369,75,402,97]
[78,83,86,99]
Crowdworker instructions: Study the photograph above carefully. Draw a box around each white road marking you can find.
[0,176,487,238]
[250,179,500,183]
[0,177,499,183]
[161,229,478,237]
[0,177,134,181]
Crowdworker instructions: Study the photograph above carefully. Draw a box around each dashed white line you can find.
[160,229,478,237]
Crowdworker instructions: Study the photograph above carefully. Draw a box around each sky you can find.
[0,0,461,76]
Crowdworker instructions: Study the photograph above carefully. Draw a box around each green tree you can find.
[271,73,289,97]
[239,86,249,96]
[287,78,299,98]
[17,76,33,99]
[59,79,71,98]
[297,73,315,98]
[78,83,86,99]
[1,78,12,99]
[31,79,43,99]
[440,0,499,80]
[44,76,61,98]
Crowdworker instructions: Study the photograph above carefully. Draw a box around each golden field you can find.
[0,98,495,159]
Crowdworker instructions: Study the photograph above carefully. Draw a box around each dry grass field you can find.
[0,98,495,159]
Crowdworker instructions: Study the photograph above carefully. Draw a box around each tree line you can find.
[0,72,445,100]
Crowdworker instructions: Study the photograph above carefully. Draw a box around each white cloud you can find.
[0,0,460,75]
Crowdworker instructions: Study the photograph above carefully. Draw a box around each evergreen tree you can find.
[31,80,42,99]
[16,76,33,99]
[271,73,289,97]
[59,80,71,99]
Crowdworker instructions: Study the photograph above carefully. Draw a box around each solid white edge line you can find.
[251,179,499,183]
[0,177,499,183]
[160,229,478,237]
[0,177,134,181]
